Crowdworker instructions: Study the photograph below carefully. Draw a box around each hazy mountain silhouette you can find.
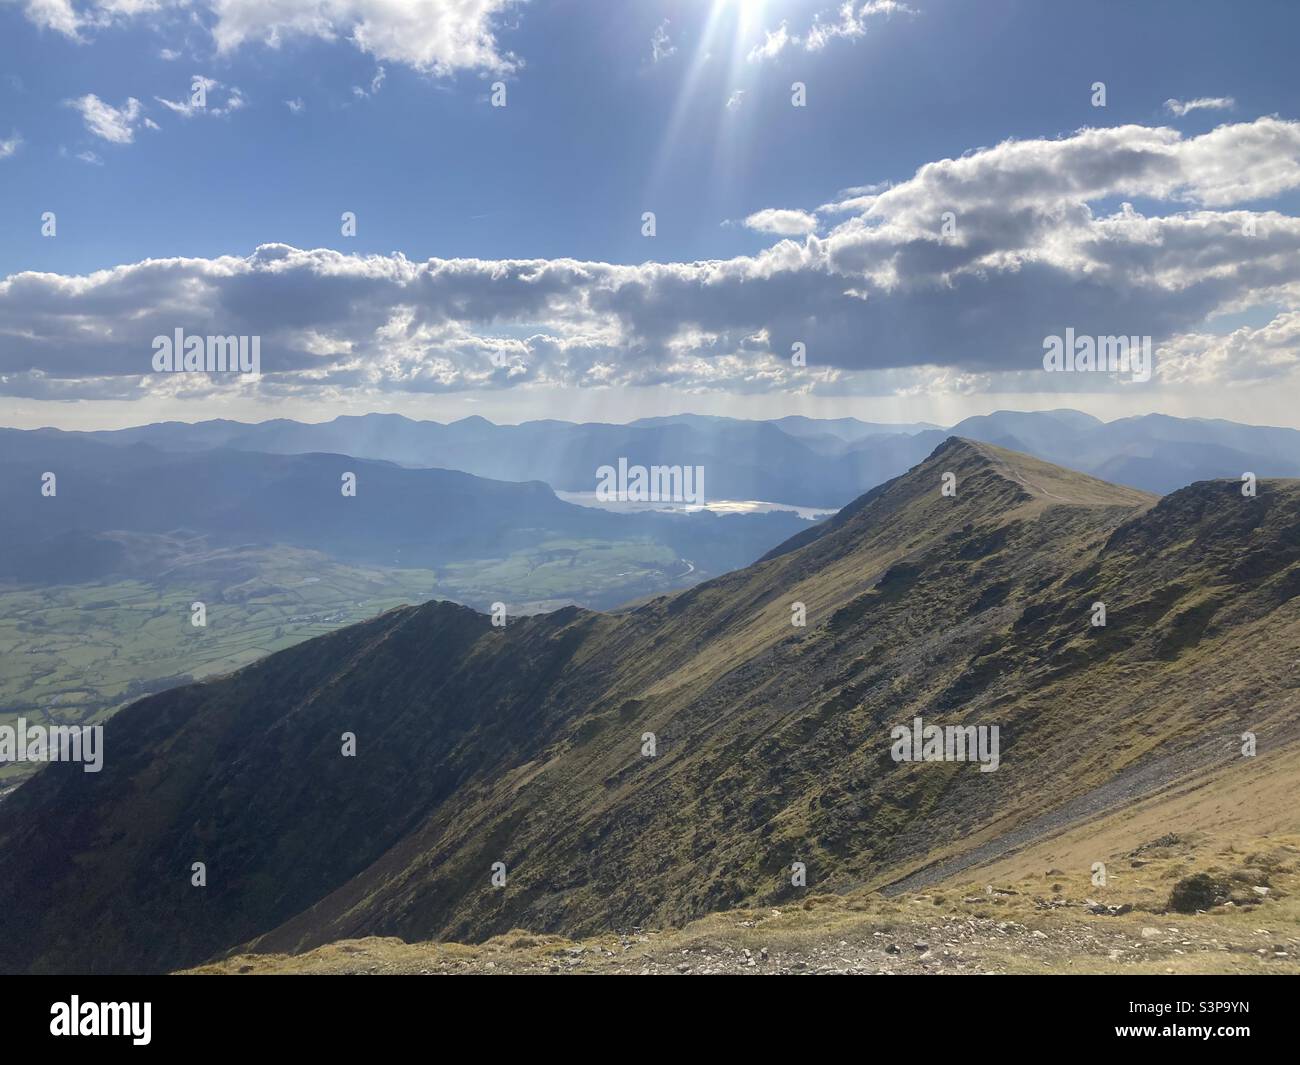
[32,408,1300,504]
[0,430,808,588]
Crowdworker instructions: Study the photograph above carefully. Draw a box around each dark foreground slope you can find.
[2,438,1298,974]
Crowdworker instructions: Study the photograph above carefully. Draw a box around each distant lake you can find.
[555,491,835,522]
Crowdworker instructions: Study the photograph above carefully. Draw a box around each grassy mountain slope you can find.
[190,711,1300,975]
[2,438,1297,974]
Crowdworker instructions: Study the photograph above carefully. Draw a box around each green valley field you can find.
[0,538,695,786]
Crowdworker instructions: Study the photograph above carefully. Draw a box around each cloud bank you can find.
[3,118,1298,402]
[12,0,523,75]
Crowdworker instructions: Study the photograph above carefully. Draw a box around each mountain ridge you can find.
[13,407,1300,502]
[1,438,1296,974]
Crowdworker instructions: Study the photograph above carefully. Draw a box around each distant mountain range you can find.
[22,408,1300,504]
[5,407,1298,604]
[3,439,1296,973]
[0,430,808,597]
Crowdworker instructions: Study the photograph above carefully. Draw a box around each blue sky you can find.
[1,0,1299,429]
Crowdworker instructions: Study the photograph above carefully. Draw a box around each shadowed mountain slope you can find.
[2,438,1298,974]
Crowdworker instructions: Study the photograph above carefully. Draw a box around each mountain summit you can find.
[2,440,1297,974]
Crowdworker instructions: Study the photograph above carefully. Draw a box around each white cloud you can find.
[3,119,1299,401]
[286,97,305,114]
[750,1,916,62]
[743,208,819,236]
[66,94,152,143]
[0,133,21,159]
[650,18,674,63]
[747,22,791,63]
[352,66,386,99]
[156,76,246,118]
[725,90,745,111]
[210,0,521,74]
[1164,96,1235,117]
[18,0,83,37]
[1158,312,1300,386]
[18,0,176,41]
[15,0,523,74]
